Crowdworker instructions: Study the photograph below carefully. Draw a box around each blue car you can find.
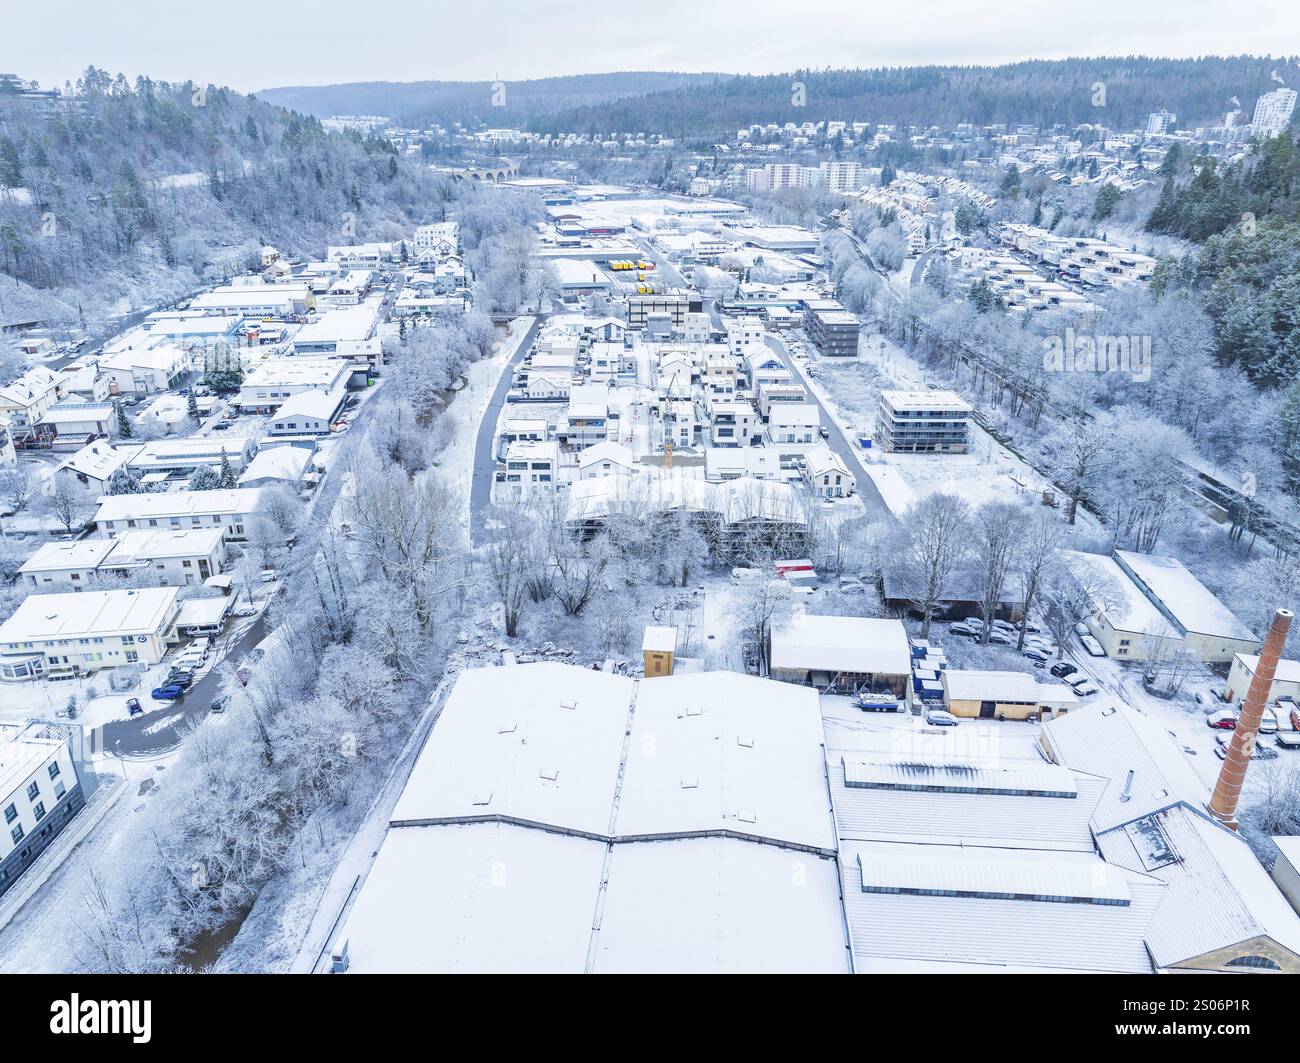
[151,684,185,701]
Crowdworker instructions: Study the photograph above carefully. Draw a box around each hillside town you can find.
[0,7,1299,1013]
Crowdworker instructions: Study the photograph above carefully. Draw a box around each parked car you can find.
[1050,661,1078,679]
[987,631,1011,645]
[1022,619,1042,633]
[818,425,830,439]
[126,697,143,718]
[1206,709,1238,730]
[1073,622,1090,638]
[948,622,977,638]
[1259,707,1279,735]
[1080,634,1106,657]
[210,695,229,714]
[1022,647,1050,663]
[1072,681,1100,697]
[838,577,866,595]
[965,617,985,631]
[151,684,185,701]
[925,709,960,727]
[258,569,279,583]
[1215,733,1278,761]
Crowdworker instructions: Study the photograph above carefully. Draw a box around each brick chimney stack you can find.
[1209,607,1293,829]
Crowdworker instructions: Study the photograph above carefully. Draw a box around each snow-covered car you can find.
[1050,661,1078,679]
[1259,707,1279,734]
[1022,647,1050,663]
[1073,622,1090,638]
[838,577,866,595]
[857,694,902,713]
[987,631,1012,645]
[925,709,960,727]
[965,617,985,631]
[1215,733,1278,761]
[1080,634,1106,657]
[1071,681,1100,697]
[1206,709,1238,730]
[948,622,977,638]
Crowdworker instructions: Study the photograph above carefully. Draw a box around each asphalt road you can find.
[763,332,890,522]
[469,314,546,546]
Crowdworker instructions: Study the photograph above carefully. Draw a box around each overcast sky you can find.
[9,0,1299,93]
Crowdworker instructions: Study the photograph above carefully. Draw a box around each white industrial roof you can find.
[1060,549,1181,639]
[390,663,637,836]
[1116,550,1257,643]
[242,358,350,389]
[770,615,911,677]
[619,671,835,850]
[271,388,344,423]
[828,754,1103,852]
[591,838,849,973]
[880,388,972,413]
[337,663,849,973]
[1235,653,1300,686]
[841,840,1163,974]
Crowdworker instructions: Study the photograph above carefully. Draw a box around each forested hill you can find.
[0,67,454,327]
[259,72,728,128]
[532,57,1296,140]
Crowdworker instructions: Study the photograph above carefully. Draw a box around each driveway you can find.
[763,332,890,522]
[469,314,546,545]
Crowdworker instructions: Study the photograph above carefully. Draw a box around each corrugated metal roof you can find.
[856,842,1134,904]
[841,754,1079,798]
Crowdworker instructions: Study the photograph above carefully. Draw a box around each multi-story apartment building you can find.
[1252,88,1298,139]
[0,723,86,897]
[877,389,972,454]
[820,160,864,192]
[804,304,860,357]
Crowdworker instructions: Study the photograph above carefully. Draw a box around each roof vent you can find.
[1119,769,1134,803]
[737,736,754,748]
[680,777,698,789]
[736,809,756,824]
[684,705,703,717]
[497,722,516,734]
[560,700,578,711]
[539,767,559,782]
[471,792,492,807]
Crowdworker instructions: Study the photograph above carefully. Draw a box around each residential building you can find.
[0,366,63,428]
[1145,109,1176,135]
[494,441,558,498]
[92,488,263,542]
[267,388,346,436]
[237,447,314,488]
[1225,653,1300,706]
[802,450,854,497]
[238,358,352,413]
[1252,88,1298,139]
[766,402,820,445]
[708,400,758,447]
[0,723,86,897]
[804,305,860,356]
[97,345,187,395]
[125,436,256,480]
[0,587,180,681]
[55,441,133,497]
[576,441,636,480]
[876,390,971,453]
[820,160,864,192]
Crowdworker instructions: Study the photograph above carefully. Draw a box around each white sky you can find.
[8,0,1299,94]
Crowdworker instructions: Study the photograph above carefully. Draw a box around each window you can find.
[32,802,45,822]
[48,762,60,780]
[54,780,65,799]
[10,824,23,844]
[26,781,38,802]
[3,803,15,824]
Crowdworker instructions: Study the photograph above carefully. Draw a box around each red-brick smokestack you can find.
[1209,607,1293,829]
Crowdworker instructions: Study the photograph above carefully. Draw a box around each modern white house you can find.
[576,441,636,480]
[238,358,352,413]
[97,345,188,395]
[238,446,314,488]
[267,388,346,436]
[0,586,180,681]
[55,441,135,497]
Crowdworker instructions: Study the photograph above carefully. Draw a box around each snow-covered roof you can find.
[770,615,911,677]
[577,440,634,470]
[93,488,264,523]
[840,840,1163,974]
[1044,702,1300,970]
[641,625,676,652]
[271,388,345,423]
[828,752,1103,852]
[566,474,805,527]
[18,539,116,575]
[0,587,177,643]
[1059,549,1181,639]
[238,447,311,485]
[1234,653,1300,687]
[1115,550,1257,644]
[943,669,1078,708]
[337,663,849,973]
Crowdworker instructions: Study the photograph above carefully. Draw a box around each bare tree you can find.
[45,478,85,534]
[1046,415,1110,525]
[0,464,35,514]
[484,499,534,637]
[898,492,971,639]
[972,500,1023,642]
[1015,507,1066,650]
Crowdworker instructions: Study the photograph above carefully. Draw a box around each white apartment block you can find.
[1252,88,1298,138]
[19,528,225,590]
[92,488,264,542]
[820,160,864,192]
[0,723,84,895]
